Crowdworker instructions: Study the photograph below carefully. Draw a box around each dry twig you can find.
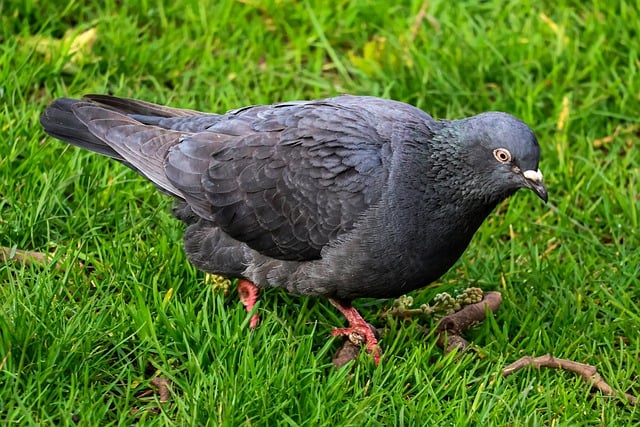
[131,376,173,417]
[332,324,380,368]
[1,246,61,268]
[435,291,502,354]
[332,339,361,368]
[502,354,638,406]
[151,377,171,403]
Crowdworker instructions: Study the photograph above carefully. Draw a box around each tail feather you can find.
[40,96,185,198]
[40,98,124,160]
[83,94,201,118]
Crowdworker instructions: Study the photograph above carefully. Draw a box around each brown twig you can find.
[0,246,60,268]
[502,354,638,406]
[593,123,640,148]
[435,291,502,354]
[332,339,361,368]
[2,245,95,276]
[130,376,173,417]
[151,377,171,403]
[332,323,380,368]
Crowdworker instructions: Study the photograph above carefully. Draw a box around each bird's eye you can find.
[493,148,512,163]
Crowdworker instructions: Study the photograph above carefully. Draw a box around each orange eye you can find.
[493,148,512,163]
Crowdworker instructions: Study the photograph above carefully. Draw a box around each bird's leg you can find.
[329,298,381,364]
[237,279,260,328]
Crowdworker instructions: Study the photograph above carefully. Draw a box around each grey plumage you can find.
[40,94,547,301]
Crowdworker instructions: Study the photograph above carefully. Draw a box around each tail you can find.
[40,98,123,160]
[40,95,197,198]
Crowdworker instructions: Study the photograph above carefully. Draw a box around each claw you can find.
[329,298,381,364]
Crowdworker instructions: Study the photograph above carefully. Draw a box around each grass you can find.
[1,0,639,424]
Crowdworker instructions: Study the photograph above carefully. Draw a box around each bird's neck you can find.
[388,137,508,249]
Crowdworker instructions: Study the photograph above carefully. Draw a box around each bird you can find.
[40,94,547,363]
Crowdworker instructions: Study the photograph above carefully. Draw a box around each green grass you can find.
[1,0,639,425]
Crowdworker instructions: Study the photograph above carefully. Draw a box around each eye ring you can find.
[493,148,512,163]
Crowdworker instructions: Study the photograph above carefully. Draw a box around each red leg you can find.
[329,298,381,365]
[237,279,260,328]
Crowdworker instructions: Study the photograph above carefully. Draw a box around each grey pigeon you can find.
[40,94,547,363]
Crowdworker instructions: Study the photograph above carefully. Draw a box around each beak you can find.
[522,169,548,203]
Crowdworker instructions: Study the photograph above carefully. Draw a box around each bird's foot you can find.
[329,298,381,365]
[237,279,260,328]
[330,326,380,364]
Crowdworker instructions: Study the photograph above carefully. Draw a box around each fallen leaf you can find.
[22,26,99,74]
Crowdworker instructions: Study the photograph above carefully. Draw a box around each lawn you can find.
[1,0,639,425]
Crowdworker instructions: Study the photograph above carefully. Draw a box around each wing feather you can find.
[166,100,390,261]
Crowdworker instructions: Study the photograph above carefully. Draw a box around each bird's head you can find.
[452,112,548,203]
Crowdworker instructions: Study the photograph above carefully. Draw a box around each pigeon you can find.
[40,94,547,363]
